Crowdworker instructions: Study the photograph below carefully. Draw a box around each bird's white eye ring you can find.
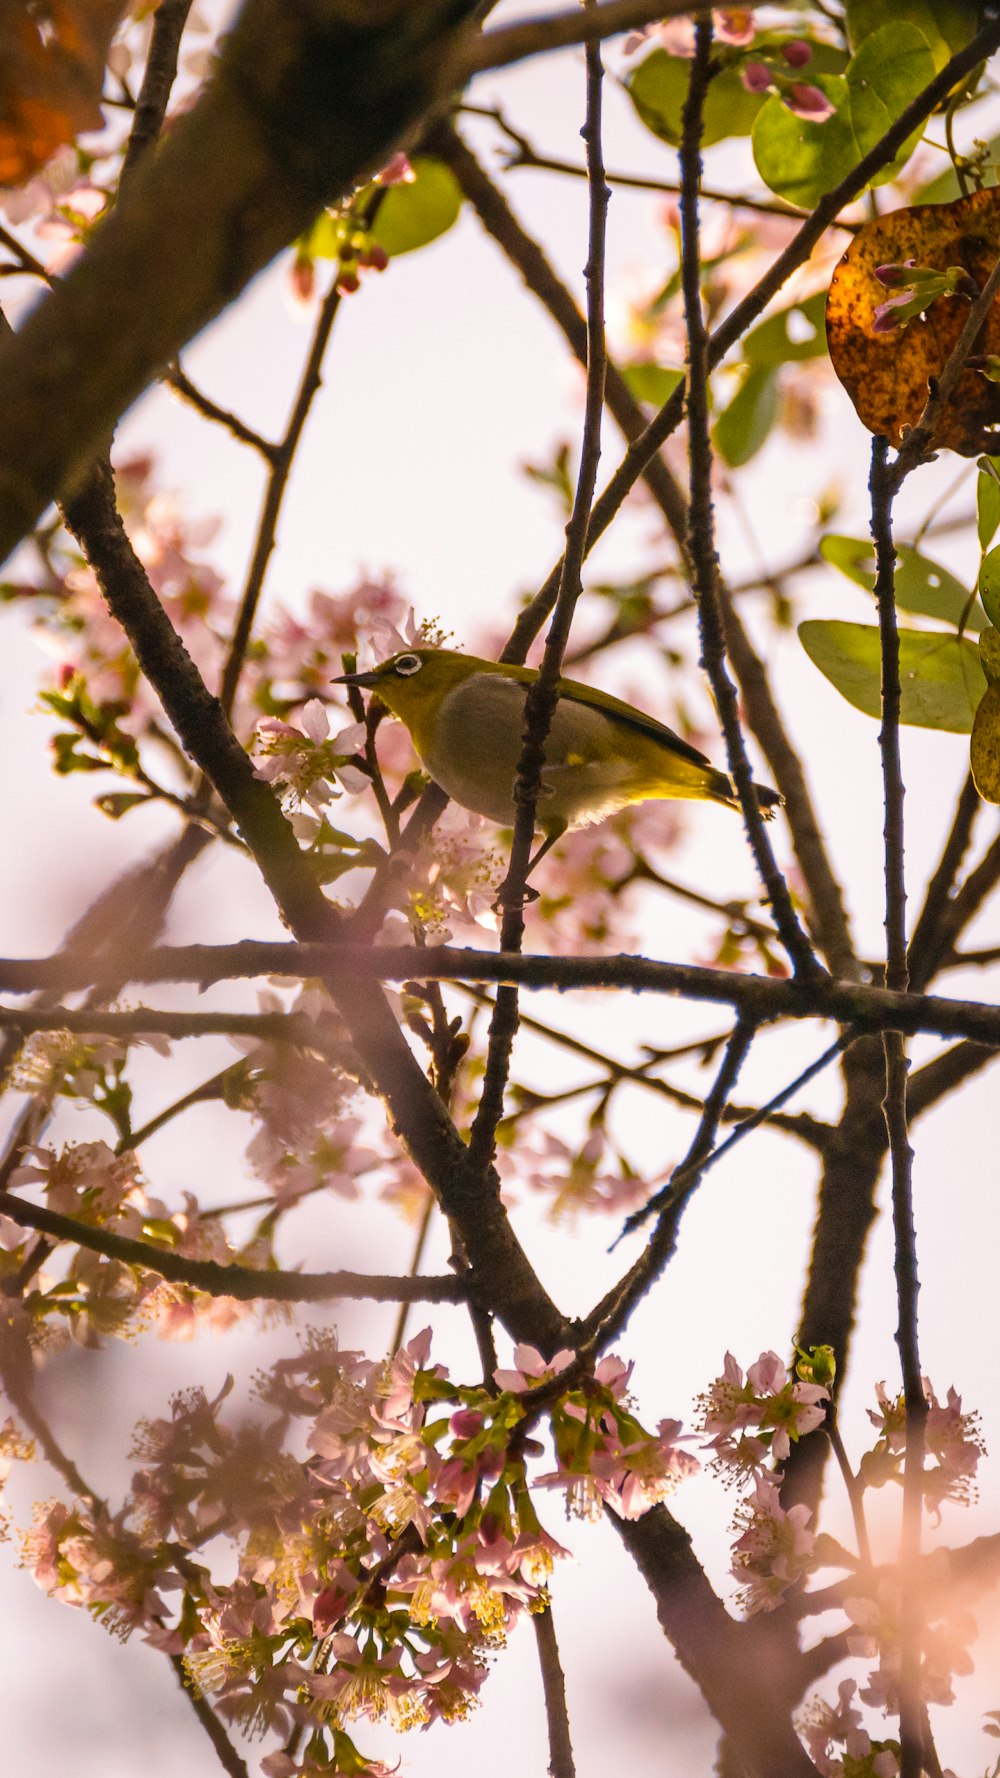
[394,653,423,677]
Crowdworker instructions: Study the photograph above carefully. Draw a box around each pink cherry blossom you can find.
[494,1343,576,1393]
[731,1472,815,1613]
[714,8,755,46]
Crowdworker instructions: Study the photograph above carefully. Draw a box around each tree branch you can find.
[678,18,819,981]
[0,1189,467,1305]
[468,24,609,1174]
[6,942,1000,1043]
[466,0,718,76]
[0,0,483,565]
[533,1601,577,1778]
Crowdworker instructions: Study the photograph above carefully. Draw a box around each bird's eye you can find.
[393,653,423,677]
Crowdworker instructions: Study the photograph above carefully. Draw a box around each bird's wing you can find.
[554,676,712,767]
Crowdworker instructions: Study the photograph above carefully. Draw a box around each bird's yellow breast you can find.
[415,671,720,831]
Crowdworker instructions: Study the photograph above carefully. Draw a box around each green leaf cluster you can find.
[752,25,935,209]
[801,536,987,733]
[305,158,463,270]
[971,544,1000,798]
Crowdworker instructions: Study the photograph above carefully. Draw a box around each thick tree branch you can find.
[0,1189,467,1305]
[0,0,481,565]
[465,0,718,76]
[59,463,565,1350]
[6,942,1000,1044]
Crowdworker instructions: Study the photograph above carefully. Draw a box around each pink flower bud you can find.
[785,83,836,122]
[312,1585,351,1633]
[872,296,910,334]
[741,61,772,94]
[449,1408,484,1439]
[290,254,315,304]
[874,260,916,288]
[377,152,415,186]
[781,39,811,68]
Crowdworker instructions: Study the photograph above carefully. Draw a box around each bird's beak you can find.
[332,667,381,689]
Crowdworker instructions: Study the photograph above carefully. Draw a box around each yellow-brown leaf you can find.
[827,189,1000,456]
[0,0,127,187]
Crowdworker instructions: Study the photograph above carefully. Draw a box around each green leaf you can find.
[743,292,828,368]
[625,48,765,147]
[621,363,684,407]
[979,544,1000,628]
[713,365,780,467]
[752,25,936,209]
[972,679,1000,800]
[370,158,462,258]
[980,625,1000,685]
[978,459,1000,550]
[798,620,986,730]
[51,732,105,774]
[95,792,149,819]
[820,534,983,630]
[846,0,979,62]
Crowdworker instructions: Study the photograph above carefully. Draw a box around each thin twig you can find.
[119,0,194,195]
[390,1193,436,1353]
[0,1003,354,1050]
[217,276,344,719]
[870,437,926,1778]
[533,1601,577,1778]
[616,1030,849,1244]
[871,440,907,991]
[678,18,820,983]
[503,16,1000,666]
[0,1189,467,1305]
[169,1657,251,1778]
[467,25,609,1176]
[719,591,858,979]
[826,1406,872,1572]
[460,102,822,222]
[0,220,50,281]
[584,1015,756,1349]
[165,362,277,458]
[908,822,1000,989]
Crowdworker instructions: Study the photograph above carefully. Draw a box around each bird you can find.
[334,646,780,883]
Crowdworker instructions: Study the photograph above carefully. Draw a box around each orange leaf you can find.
[826,189,1000,457]
[0,0,127,187]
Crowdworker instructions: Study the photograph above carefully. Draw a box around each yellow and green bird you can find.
[336,648,779,870]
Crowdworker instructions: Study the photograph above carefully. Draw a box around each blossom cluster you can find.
[623,8,836,123]
[13,1329,695,1771]
[692,1348,995,1773]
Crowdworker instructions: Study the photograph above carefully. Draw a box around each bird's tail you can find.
[709,769,782,819]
